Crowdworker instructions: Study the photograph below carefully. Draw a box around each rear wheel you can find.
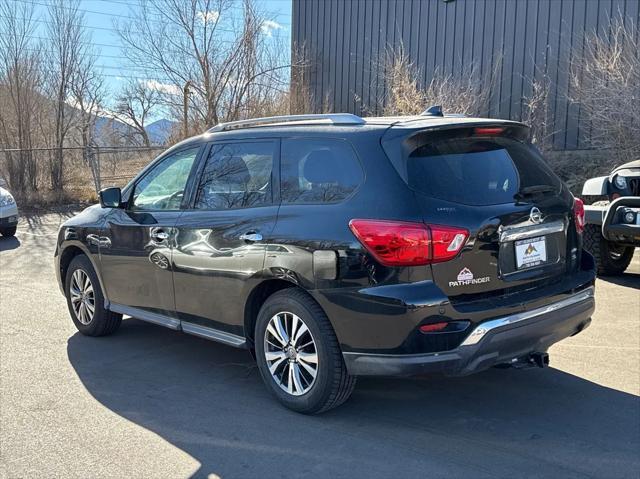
[583,224,634,276]
[255,288,356,414]
[0,225,16,237]
[65,254,122,336]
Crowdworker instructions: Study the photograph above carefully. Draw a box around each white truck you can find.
[581,160,639,275]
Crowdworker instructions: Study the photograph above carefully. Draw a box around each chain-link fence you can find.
[0,146,166,204]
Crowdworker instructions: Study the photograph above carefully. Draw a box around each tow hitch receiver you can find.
[497,352,550,370]
[529,352,550,368]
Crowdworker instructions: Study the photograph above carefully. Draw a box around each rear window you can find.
[407,135,561,206]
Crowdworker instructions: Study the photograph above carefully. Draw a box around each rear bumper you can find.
[343,286,594,377]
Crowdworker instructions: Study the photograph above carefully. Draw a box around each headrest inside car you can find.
[220,156,250,184]
[303,150,342,184]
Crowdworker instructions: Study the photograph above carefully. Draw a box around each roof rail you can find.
[207,113,366,132]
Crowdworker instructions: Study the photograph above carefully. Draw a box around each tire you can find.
[64,254,122,336]
[255,288,356,414]
[0,225,17,237]
[583,224,634,276]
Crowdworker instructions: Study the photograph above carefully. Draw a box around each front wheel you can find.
[583,224,634,276]
[65,254,122,336]
[255,289,356,414]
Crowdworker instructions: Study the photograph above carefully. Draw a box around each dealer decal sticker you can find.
[449,267,491,287]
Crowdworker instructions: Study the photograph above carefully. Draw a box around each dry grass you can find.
[571,19,640,165]
[377,46,498,117]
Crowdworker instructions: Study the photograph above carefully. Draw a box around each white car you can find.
[0,186,18,237]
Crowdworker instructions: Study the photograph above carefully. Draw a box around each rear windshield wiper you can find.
[513,185,557,200]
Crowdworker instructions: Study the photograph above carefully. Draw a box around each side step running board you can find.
[181,322,246,347]
[108,303,247,349]
[109,303,181,330]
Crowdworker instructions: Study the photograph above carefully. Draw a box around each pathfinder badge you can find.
[449,267,491,287]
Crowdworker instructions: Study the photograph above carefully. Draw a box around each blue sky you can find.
[9,0,292,118]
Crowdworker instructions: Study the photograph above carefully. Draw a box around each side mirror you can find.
[99,187,122,208]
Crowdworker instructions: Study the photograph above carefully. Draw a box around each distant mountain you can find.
[145,119,176,145]
[91,114,176,146]
[93,115,131,146]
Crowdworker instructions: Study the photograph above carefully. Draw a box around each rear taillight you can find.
[430,225,470,262]
[349,219,468,266]
[573,197,585,234]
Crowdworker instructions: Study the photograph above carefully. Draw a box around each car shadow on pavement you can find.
[597,272,640,289]
[0,236,20,252]
[67,319,640,479]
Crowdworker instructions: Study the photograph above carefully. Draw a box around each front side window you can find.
[280,138,363,204]
[131,147,199,211]
[195,141,275,210]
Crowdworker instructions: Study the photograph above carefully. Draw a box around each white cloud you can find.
[260,19,284,37]
[140,79,181,96]
[196,10,220,24]
[65,97,138,126]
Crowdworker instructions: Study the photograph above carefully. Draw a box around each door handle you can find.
[239,232,262,242]
[150,229,169,242]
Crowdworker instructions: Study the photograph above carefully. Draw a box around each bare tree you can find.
[522,74,555,153]
[116,0,293,133]
[571,18,640,164]
[289,43,314,115]
[114,80,161,147]
[71,54,105,191]
[0,1,43,193]
[45,0,86,192]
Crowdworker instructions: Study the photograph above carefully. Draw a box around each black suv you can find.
[55,112,596,413]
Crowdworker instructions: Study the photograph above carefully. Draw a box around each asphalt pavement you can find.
[1,211,639,478]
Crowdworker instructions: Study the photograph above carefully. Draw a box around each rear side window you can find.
[407,136,561,206]
[281,138,363,204]
[195,141,275,210]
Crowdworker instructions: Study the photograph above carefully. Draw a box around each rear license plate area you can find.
[515,236,547,270]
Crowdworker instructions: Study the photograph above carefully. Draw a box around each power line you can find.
[1,15,289,40]
[79,0,291,21]
[0,25,287,53]
[3,1,290,36]
[1,146,165,152]
[0,13,290,53]
[0,30,122,50]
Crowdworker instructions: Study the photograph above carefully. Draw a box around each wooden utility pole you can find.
[183,81,192,138]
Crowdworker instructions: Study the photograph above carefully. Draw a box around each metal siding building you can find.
[292,0,639,150]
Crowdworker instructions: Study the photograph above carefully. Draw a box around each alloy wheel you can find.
[69,269,95,325]
[263,312,318,396]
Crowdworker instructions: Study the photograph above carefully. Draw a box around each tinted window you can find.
[407,137,561,206]
[131,147,199,210]
[195,142,275,210]
[281,138,363,204]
